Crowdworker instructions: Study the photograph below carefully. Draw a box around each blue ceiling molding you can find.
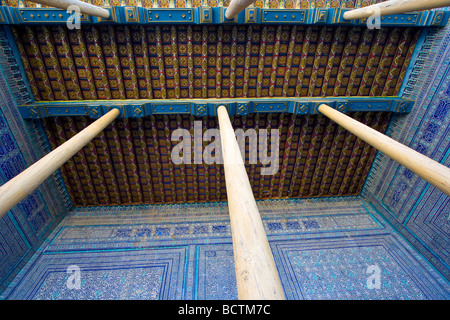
[18,97,414,119]
[0,6,448,27]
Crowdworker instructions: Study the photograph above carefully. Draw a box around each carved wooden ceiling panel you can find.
[12,24,419,101]
[42,111,391,206]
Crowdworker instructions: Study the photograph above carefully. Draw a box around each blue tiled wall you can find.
[0,27,71,292]
[0,18,449,298]
[363,23,450,281]
[1,198,448,300]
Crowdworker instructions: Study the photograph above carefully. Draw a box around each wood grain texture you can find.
[318,104,450,197]
[217,105,285,300]
[0,109,120,218]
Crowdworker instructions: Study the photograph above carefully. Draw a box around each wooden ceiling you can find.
[42,111,391,206]
[12,24,419,102]
[6,2,420,205]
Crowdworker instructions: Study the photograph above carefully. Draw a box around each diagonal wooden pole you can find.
[217,105,285,300]
[343,0,450,20]
[318,104,450,196]
[26,0,111,19]
[0,108,120,218]
[225,0,256,19]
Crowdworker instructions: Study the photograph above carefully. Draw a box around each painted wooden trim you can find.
[18,97,414,119]
[24,0,110,19]
[0,6,448,27]
[343,0,450,20]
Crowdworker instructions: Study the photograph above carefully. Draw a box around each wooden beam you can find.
[318,104,450,196]
[0,108,120,218]
[217,105,285,300]
[343,0,450,20]
[225,0,256,19]
[27,0,111,19]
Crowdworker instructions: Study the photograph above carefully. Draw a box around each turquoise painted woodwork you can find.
[0,6,448,27]
[18,97,414,119]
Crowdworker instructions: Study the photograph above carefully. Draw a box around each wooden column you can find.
[217,105,285,300]
[0,108,120,218]
[343,0,450,20]
[225,0,256,19]
[318,104,450,196]
[27,0,111,19]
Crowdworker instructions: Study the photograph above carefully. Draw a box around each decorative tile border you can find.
[2,197,448,300]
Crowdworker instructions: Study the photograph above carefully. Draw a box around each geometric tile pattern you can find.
[0,89,55,290]
[363,23,450,281]
[0,26,71,223]
[2,197,449,299]
[0,0,447,300]
[8,248,187,300]
[273,237,439,300]
[41,112,391,206]
[0,28,71,293]
[1,1,446,301]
